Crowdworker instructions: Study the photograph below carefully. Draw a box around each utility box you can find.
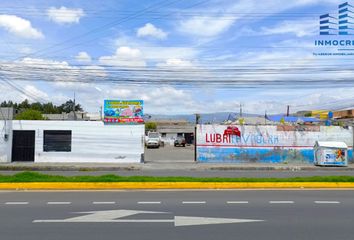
[314,141,348,167]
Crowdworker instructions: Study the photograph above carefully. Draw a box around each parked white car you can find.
[145,132,161,148]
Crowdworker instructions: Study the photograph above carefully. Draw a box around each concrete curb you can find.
[1,164,354,171]
[1,182,354,190]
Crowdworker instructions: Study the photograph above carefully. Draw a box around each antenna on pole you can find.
[73,92,77,120]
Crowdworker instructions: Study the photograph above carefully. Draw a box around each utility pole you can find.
[194,113,200,162]
[240,103,243,118]
[73,92,77,120]
[99,106,103,121]
[286,105,290,117]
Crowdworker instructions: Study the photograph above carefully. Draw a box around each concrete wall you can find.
[0,120,12,162]
[197,124,353,163]
[2,121,144,163]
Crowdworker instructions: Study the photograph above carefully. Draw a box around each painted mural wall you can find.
[197,124,353,163]
[4,121,144,163]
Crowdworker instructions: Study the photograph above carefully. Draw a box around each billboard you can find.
[104,100,144,124]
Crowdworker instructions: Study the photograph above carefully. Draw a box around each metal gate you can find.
[11,130,35,162]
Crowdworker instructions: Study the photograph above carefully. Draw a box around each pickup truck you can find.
[145,132,161,148]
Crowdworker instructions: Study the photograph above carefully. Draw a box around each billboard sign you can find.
[104,100,144,124]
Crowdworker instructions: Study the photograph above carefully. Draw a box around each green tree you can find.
[58,100,84,113]
[15,109,44,120]
[145,122,157,131]
[30,102,43,112]
[42,102,60,114]
[18,99,30,109]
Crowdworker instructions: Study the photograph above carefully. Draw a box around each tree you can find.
[58,100,84,113]
[42,102,60,114]
[145,122,157,131]
[15,109,44,120]
[18,99,30,109]
[30,102,43,112]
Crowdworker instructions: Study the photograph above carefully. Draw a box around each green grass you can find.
[0,172,354,183]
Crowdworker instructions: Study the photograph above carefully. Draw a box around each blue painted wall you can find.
[197,147,353,164]
[197,125,353,164]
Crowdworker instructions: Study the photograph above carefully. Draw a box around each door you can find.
[12,130,35,162]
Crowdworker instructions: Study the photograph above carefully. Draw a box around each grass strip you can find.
[0,172,354,183]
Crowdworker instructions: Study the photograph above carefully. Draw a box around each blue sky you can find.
[0,0,354,115]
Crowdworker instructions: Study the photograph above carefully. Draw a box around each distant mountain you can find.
[146,112,262,124]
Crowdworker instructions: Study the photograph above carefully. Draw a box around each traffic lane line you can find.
[47,202,71,205]
[137,201,161,204]
[227,201,249,204]
[182,201,206,204]
[92,201,116,205]
[5,202,29,205]
[314,201,340,204]
[269,201,294,204]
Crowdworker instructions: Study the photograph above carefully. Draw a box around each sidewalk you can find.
[0,161,354,171]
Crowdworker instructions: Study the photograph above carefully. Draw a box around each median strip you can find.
[0,172,354,189]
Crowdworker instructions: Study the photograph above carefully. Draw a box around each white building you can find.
[0,120,144,163]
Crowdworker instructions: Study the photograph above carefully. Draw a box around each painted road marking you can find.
[33,209,264,227]
[269,201,294,204]
[315,201,340,204]
[182,201,206,204]
[5,202,29,205]
[138,201,161,204]
[227,201,249,204]
[47,202,71,205]
[92,202,116,205]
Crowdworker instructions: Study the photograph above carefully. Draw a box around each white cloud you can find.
[110,89,133,98]
[47,6,85,24]
[176,0,338,38]
[75,51,92,62]
[179,16,235,37]
[99,46,146,67]
[0,15,43,39]
[137,23,167,39]
[262,20,317,37]
[1,58,106,84]
[114,35,199,62]
[23,85,49,101]
[156,58,194,68]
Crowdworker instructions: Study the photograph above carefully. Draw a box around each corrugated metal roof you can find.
[315,141,348,148]
[266,115,320,123]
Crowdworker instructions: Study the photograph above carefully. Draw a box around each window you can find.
[43,130,72,152]
[161,133,166,137]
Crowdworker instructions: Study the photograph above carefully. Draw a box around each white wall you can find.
[197,124,353,163]
[10,121,144,163]
[0,120,12,162]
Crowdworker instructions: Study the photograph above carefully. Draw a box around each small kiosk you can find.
[314,141,348,167]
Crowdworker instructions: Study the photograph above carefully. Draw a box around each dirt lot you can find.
[144,144,195,163]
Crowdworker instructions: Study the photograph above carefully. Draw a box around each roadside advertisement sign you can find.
[104,100,144,124]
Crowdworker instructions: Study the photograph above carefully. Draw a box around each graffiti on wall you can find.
[197,125,353,163]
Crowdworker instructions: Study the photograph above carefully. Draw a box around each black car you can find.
[174,137,186,147]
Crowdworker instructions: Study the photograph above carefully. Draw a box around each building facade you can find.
[0,120,144,163]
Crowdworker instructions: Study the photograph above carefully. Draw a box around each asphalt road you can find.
[144,144,194,162]
[1,190,354,240]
